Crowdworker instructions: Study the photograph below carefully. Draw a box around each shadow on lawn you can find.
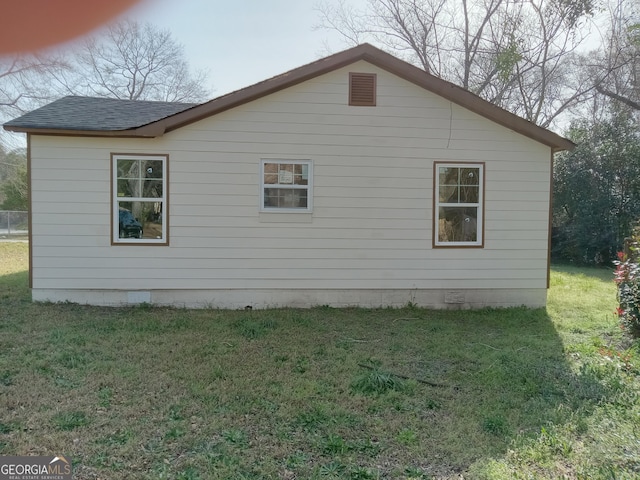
[346,306,626,475]
[0,270,30,304]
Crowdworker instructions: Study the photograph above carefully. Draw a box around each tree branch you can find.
[595,85,640,110]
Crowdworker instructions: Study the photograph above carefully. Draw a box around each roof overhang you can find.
[2,125,163,137]
[3,43,574,152]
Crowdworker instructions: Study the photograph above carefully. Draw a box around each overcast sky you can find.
[125,0,362,98]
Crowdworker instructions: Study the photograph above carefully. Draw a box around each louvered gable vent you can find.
[349,72,376,106]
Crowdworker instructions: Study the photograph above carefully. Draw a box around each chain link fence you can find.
[0,211,28,237]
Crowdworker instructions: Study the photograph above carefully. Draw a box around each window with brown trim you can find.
[112,153,168,245]
[349,72,376,106]
[434,162,484,247]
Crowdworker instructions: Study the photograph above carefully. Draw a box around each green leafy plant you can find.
[349,466,378,479]
[613,227,640,337]
[323,434,350,455]
[351,366,406,395]
[318,460,346,477]
[52,411,90,431]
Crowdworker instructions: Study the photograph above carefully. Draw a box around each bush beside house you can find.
[614,225,640,337]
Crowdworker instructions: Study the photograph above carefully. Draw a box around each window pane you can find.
[439,167,459,185]
[264,173,278,185]
[278,164,294,184]
[263,162,309,185]
[264,188,307,209]
[438,207,478,242]
[439,185,458,203]
[293,172,308,185]
[290,164,309,185]
[142,179,163,198]
[118,201,163,240]
[117,179,163,198]
[143,160,163,179]
[459,185,478,203]
[117,178,138,197]
[460,168,479,186]
[117,159,138,178]
[439,166,480,204]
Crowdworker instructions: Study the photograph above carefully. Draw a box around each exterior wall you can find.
[29,60,552,308]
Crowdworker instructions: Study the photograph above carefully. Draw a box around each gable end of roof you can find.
[3,44,573,151]
[145,43,574,152]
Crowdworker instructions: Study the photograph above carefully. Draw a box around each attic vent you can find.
[349,72,376,106]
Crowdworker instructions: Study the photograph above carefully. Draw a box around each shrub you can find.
[552,113,640,265]
[613,228,640,337]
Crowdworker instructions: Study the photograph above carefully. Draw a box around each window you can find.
[349,72,376,106]
[112,154,168,244]
[261,160,312,212]
[434,163,484,247]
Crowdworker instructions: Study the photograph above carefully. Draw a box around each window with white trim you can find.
[112,154,168,244]
[261,160,312,212]
[434,163,483,247]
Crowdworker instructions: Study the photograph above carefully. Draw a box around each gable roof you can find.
[4,43,574,151]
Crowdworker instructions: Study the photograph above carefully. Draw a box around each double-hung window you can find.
[112,154,168,244]
[434,162,484,247]
[260,160,312,212]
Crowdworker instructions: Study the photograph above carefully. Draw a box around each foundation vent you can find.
[444,291,465,304]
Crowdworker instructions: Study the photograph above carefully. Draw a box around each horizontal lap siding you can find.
[30,60,551,292]
[34,246,548,260]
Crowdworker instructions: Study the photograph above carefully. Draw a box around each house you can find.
[3,43,573,309]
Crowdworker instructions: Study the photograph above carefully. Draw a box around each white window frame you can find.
[112,153,168,245]
[434,162,484,248]
[260,159,313,213]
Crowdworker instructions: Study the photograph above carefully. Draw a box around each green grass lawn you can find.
[1,243,638,479]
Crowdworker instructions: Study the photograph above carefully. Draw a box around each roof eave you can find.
[357,48,575,152]
[3,124,163,138]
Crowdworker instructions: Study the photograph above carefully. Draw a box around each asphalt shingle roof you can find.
[4,96,197,131]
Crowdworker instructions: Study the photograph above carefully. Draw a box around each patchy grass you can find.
[0,243,638,479]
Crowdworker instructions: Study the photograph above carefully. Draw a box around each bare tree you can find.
[71,20,211,102]
[317,0,596,128]
[503,0,596,127]
[589,0,640,112]
[0,53,73,152]
[0,53,72,117]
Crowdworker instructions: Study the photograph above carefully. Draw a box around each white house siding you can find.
[29,61,552,308]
